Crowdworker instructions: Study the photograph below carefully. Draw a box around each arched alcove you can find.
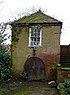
[24,57,45,80]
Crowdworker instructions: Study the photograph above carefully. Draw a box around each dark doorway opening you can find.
[24,57,45,80]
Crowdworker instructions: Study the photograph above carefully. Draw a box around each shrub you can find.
[21,71,29,81]
[59,80,70,95]
[0,45,12,84]
[0,24,12,84]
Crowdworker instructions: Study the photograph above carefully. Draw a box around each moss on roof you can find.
[15,10,61,23]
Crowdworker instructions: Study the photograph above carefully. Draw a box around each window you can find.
[29,26,42,47]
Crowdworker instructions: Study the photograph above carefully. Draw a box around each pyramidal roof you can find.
[15,10,61,23]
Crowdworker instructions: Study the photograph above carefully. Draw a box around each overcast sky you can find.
[0,0,70,45]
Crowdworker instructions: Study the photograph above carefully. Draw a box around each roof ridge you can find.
[13,10,62,23]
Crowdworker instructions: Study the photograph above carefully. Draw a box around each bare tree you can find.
[0,23,7,43]
[8,6,40,22]
[0,22,11,45]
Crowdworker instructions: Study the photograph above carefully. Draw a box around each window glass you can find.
[29,26,42,47]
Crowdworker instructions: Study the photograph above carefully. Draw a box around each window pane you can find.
[31,32,33,36]
[29,26,41,47]
[38,31,40,37]
[32,37,36,41]
[37,37,40,41]
[37,41,39,45]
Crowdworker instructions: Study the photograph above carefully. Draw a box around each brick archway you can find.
[24,57,45,80]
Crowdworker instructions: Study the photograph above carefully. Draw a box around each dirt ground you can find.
[0,81,59,95]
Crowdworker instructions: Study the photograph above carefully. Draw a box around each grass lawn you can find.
[0,80,59,95]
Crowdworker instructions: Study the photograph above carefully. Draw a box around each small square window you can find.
[29,26,42,47]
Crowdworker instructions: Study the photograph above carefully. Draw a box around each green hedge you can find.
[0,45,12,84]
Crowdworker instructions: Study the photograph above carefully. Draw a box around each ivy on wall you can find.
[12,25,21,42]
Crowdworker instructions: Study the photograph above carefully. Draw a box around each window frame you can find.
[28,26,42,47]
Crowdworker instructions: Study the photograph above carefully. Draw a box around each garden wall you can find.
[57,67,70,83]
